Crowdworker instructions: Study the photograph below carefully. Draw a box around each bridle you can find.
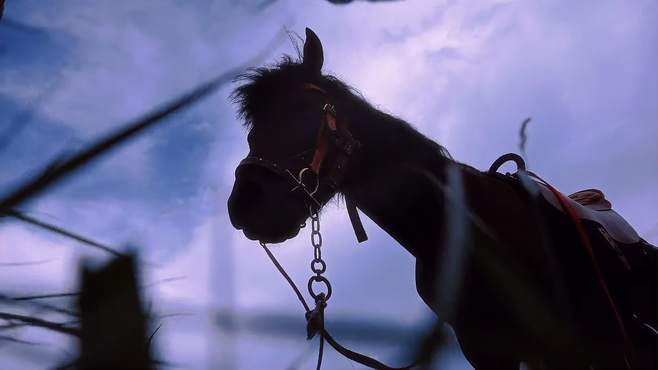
[237,83,367,242]
[237,84,414,369]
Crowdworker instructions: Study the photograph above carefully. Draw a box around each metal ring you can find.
[488,153,526,174]
[308,275,332,301]
[311,258,326,274]
[299,168,320,196]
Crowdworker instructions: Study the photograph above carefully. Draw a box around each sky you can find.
[0,0,656,369]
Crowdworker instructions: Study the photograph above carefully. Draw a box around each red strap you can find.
[309,110,335,174]
[544,183,632,366]
[303,83,368,243]
[304,83,338,175]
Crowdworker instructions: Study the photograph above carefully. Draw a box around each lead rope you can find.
[259,207,329,370]
[259,209,416,370]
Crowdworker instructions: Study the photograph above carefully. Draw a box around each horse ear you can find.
[303,27,324,75]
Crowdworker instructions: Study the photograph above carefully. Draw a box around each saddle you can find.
[536,184,641,245]
[490,154,656,367]
[488,153,641,246]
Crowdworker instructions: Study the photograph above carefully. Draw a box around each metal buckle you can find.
[286,167,321,208]
[322,103,336,115]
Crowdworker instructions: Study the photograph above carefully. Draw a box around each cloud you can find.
[1,0,656,368]
[0,222,79,293]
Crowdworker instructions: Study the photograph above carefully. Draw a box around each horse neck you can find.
[339,107,450,259]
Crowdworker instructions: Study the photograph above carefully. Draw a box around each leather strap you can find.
[543,182,633,368]
[346,197,368,243]
[490,154,633,368]
[303,83,368,243]
[323,329,416,370]
[261,242,412,370]
[310,113,332,174]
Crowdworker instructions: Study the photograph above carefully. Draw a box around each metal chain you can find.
[259,200,414,370]
[308,208,332,302]
[306,208,331,370]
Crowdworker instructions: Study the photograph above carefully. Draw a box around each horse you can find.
[227,28,657,369]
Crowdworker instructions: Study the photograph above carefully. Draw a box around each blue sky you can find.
[1,0,656,369]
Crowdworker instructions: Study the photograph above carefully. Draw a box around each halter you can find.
[237,83,368,243]
[238,85,418,370]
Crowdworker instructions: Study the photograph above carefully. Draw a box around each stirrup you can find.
[489,153,526,174]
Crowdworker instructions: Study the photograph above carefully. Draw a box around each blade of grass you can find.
[0,73,225,212]
[5,209,124,257]
[146,323,162,351]
[0,29,286,212]
[0,294,78,317]
[10,293,78,301]
[0,312,79,336]
[0,258,54,267]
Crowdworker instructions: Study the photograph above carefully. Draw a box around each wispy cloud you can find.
[1,0,656,368]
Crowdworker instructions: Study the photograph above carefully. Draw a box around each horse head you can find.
[228,28,359,243]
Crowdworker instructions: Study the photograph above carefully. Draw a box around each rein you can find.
[259,209,416,370]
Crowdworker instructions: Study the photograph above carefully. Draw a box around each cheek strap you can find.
[304,84,368,243]
[346,197,368,243]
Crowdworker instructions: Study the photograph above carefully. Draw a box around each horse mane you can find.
[231,55,451,165]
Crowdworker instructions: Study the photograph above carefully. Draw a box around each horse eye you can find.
[292,97,309,110]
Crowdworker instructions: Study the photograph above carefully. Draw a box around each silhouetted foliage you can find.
[77,255,152,370]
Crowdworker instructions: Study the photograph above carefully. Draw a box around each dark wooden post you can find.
[77,255,153,370]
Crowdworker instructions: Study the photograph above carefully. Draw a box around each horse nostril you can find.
[237,179,265,209]
[242,179,263,199]
[228,176,265,228]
